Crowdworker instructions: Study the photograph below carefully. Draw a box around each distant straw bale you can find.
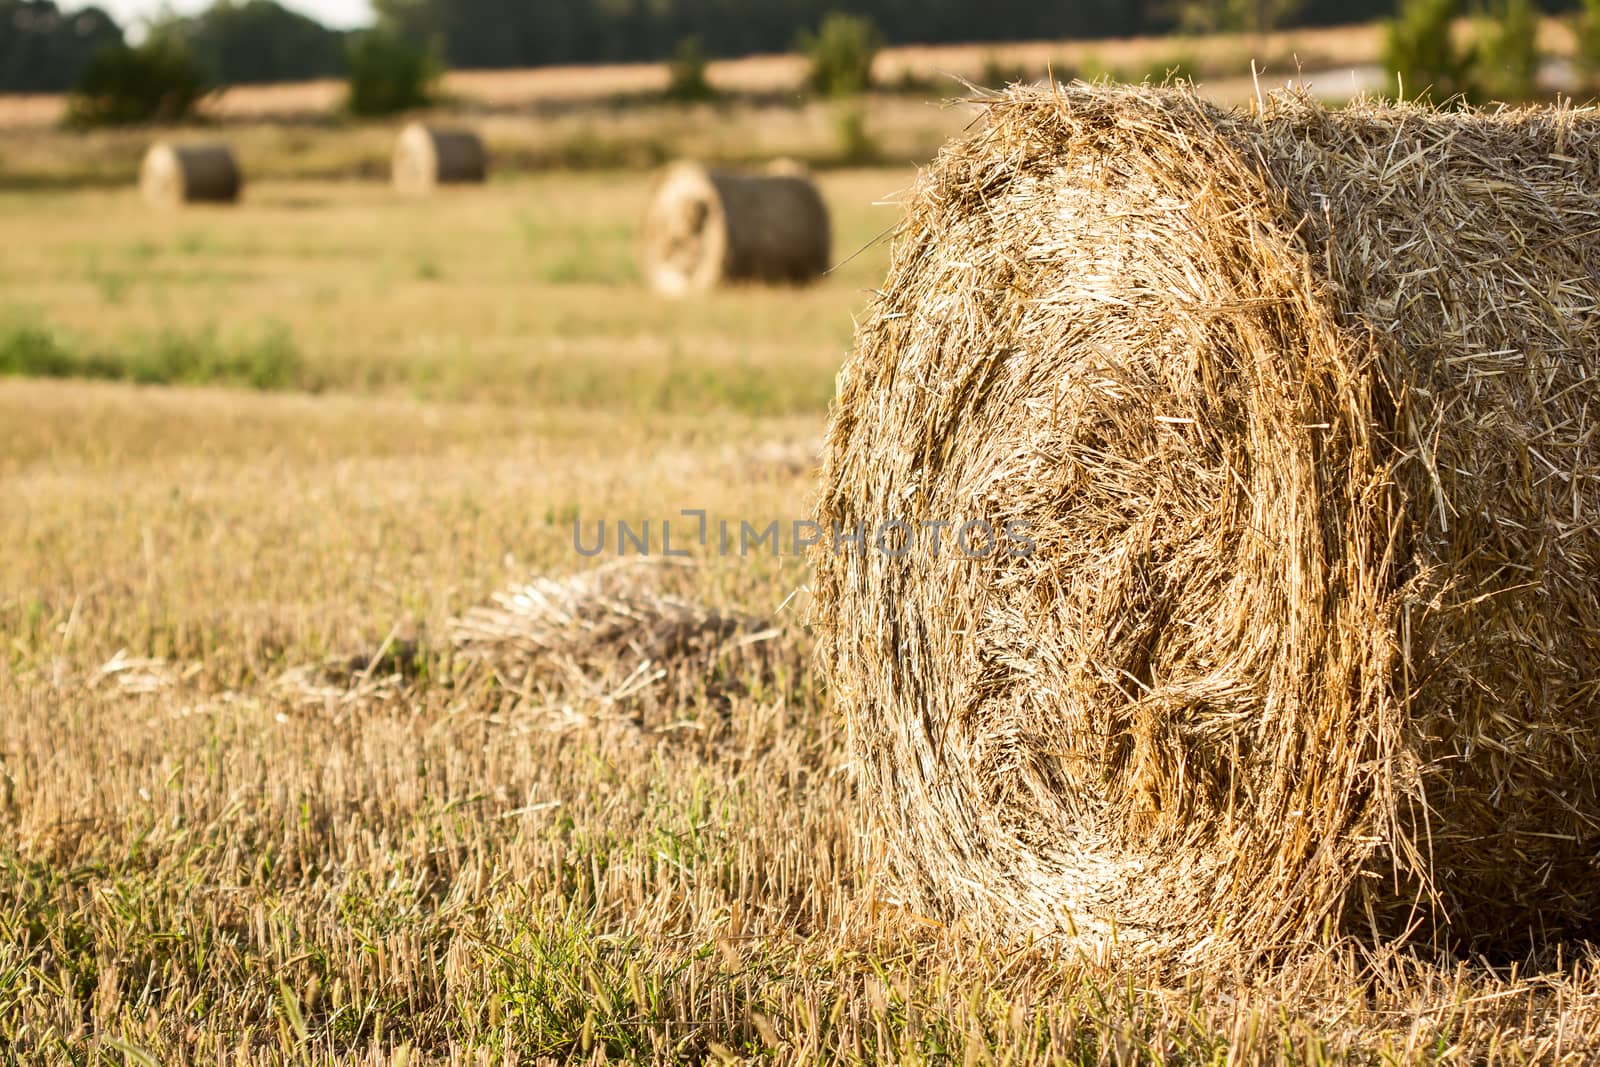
[139,142,241,206]
[812,84,1600,960]
[640,160,831,295]
[392,123,488,194]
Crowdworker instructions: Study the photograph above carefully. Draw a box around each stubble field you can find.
[3,157,1600,1063]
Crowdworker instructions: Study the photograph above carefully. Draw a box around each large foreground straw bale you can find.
[140,142,241,206]
[813,84,1600,960]
[392,123,488,193]
[640,161,831,294]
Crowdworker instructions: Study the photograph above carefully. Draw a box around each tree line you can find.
[2,0,1588,95]
[1,0,346,92]
[373,0,1407,70]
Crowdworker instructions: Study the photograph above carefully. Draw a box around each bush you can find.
[979,55,1030,89]
[1128,53,1195,84]
[1174,0,1303,35]
[345,27,438,117]
[0,323,81,377]
[665,35,714,102]
[1382,0,1477,103]
[0,319,306,391]
[65,37,209,126]
[797,13,880,98]
[1476,0,1540,102]
[833,104,878,164]
[1053,54,1111,84]
[1577,0,1600,93]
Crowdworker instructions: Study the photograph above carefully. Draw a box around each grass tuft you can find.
[0,319,309,391]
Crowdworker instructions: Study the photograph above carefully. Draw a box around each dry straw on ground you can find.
[451,560,797,729]
[139,142,241,205]
[812,83,1600,961]
[392,122,489,194]
[640,160,831,294]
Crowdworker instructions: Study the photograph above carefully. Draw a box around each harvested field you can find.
[0,169,896,407]
[3,73,1600,1064]
[6,371,1600,1064]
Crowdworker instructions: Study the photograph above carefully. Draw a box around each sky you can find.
[96,0,375,31]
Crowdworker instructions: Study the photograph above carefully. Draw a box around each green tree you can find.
[345,26,439,116]
[1475,0,1540,102]
[174,0,347,85]
[65,36,209,126]
[1383,0,1477,102]
[664,35,714,102]
[1175,0,1303,35]
[0,1,124,92]
[797,13,881,98]
[361,0,1402,72]
[1576,0,1600,93]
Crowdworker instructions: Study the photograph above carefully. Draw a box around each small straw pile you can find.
[639,161,831,294]
[451,561,792,726]
[812,84,1600,960]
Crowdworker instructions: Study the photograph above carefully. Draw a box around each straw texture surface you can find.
[813,84,1600,959]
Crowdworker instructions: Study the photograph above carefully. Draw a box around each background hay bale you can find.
[392,123,488,194]
[139,143,241,206]
[640,160,831,295]
[812,84,1600,960]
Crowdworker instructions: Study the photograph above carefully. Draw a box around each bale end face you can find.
[812,84,1600,961]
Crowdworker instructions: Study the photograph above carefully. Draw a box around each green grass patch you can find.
[0,319,310,392]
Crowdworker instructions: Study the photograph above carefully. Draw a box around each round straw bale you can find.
[640,160,831,295]
[392,123,488,193]
[139,142,241,206]
[812,84,1600,960]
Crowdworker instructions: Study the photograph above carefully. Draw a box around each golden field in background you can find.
[0,171,898,406]
[3,163,1600,1063]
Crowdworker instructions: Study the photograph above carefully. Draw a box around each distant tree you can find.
[65,36,209,125]
[1174,0,1304,34]
[664,35,714,101]
[1383,0,1478,102]
[1475,0,1540,101]
[364,0,1172,72]
[345,26,439,116]
[168,0,347,85]
[345,0,1564,74]
[370,0,432,43]
[1574,0,1600,92]
[0,0,124,92]
[372,0,535,69]
[797,13,881,98]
